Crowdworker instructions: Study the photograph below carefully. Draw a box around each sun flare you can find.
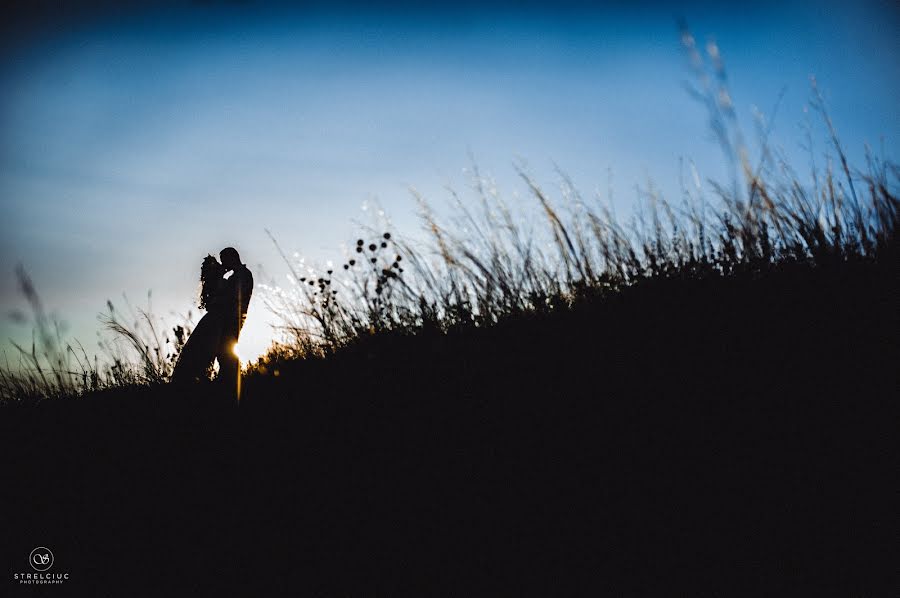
[231,302,274,363]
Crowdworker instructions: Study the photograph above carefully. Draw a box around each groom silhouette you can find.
[216,247,253,399]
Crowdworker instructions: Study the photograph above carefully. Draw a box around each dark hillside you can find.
[3,247,896,596]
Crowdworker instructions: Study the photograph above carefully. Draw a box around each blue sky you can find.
[1,1,898,363]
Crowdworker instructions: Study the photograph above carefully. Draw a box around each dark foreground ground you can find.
[2,257,897,596]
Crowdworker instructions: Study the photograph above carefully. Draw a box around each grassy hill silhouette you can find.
[3,176,896,595]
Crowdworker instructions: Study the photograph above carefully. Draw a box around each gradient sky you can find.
[1,0,898,364]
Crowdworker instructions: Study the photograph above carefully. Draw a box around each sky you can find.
[1,0,898,365]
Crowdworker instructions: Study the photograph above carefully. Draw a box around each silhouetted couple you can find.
[172,247,253,399]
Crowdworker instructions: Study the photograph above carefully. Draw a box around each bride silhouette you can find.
[171,247,253,397]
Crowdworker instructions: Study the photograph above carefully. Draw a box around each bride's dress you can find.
[171,308,224,383]
[171,257,227,383]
